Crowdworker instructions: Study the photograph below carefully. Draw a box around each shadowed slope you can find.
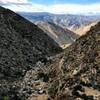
[0,6,62,79]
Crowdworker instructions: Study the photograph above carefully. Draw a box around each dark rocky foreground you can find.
[0,6,62,99]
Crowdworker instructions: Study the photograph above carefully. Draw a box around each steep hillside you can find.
[0,6,62,79]
[47,21,100,100]
[0,6,63,99]
[24,21,100,100]
[36,21,79,48]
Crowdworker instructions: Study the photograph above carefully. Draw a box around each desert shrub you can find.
[1,96,9,100]
[38,72,49,82]
[81,94,94,100]
[48,81,59,98]
[55,92,75,100]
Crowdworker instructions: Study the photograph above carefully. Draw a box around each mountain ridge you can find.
[36,21,79,48]
[19,12,100,36]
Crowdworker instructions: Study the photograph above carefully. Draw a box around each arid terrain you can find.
[0,6,100,100]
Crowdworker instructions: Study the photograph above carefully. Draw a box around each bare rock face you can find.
[0,6,62,79]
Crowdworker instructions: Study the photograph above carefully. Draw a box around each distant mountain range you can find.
[19,12,100,35]
[35,21,79,48]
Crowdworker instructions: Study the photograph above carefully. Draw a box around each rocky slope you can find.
[46,22,100,100]
[0,6,62,99]
[70,21,98,36]
[0,7,99,100]
[36,21,79,48]
[19,12,100,36]
[24,21,100,100]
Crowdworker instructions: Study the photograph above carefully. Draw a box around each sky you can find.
[0,0,100,14]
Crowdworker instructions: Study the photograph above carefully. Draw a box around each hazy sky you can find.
[31,0,100,5]
[0,0,100,14]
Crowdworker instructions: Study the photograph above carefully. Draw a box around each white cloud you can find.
[3,4,46,12]
[1,0,100,14]
[0,0,28,4]
[48,4,100,14]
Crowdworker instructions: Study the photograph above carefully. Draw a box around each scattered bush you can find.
[1,96,9,100]
[48,81,59,98]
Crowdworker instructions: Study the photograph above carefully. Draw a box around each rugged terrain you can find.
[0,6,100,100]
[24,21,100,100]
[0,6,62,99]
[50,22,100,100]
[36,21,79,48]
